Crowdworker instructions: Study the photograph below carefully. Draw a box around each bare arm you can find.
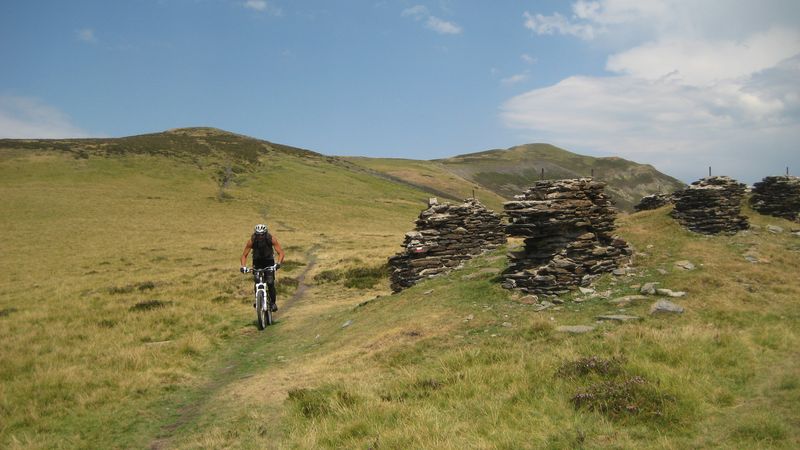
[272,236,286,264]
[240,239,253,267]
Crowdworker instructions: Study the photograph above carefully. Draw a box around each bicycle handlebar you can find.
[241,264,280,273]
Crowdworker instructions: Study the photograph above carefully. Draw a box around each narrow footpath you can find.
[149,246,319,450]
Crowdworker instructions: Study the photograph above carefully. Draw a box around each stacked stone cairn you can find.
[750,176,800,223]
[389,198,506,292]
[670,176,749,234]
[502,178,632,295]
[634,193,674,212]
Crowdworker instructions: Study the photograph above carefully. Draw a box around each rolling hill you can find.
[348,144,686,212]
[1,128,797,449]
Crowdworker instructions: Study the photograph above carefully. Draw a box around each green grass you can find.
[1,135,798,449]
[0,143,428,449]
[171,206,799,449]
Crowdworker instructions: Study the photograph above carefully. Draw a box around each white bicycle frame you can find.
[250,264,278,310]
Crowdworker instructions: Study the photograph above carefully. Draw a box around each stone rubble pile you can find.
[750,176,800,223]
[670,176,749,235]
[501,178,632,295]
[634,193,675,212]
[388,198,506,292]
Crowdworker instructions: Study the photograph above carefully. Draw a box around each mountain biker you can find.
[240,224,286,312]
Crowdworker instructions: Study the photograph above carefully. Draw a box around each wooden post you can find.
[541,168,545,180]
[591,168,594,178]
[708,166,712,177]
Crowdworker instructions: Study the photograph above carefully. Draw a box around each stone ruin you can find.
[750,176,800,223]
[501,178,632,295]
[670,176,749,235]
[388,198,506,292]
[634,193,675,212]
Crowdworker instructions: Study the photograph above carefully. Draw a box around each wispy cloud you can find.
[501,72,529,85]
[0,95,92,139]
[521,54,537,64]
[76,28,97,43]
[425,16,461,35]
[402,4,462,35]
[401,5,429,19]
[523,11,596,40]
[243,0,282,16]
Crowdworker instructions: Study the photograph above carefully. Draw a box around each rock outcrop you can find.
[670,176,749,235]
[750,176,800,223]
[501,179,632,295]
[388,198,506,292]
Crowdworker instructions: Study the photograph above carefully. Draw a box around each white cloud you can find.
[502,73,529,85]
[501,57,800,183]
[76,28,97,43]
[402,5,462,35]
[426,16,462,35]
[0,95,91,139]
[243,0,281,15]
[506,0,800,183]
[523,11,596,40]
[607,27,800,85]
[521,54,537,64]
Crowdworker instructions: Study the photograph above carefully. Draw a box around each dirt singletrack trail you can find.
[149,245,319,450]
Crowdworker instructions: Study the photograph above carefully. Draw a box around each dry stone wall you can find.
[501,178,632,295]
[389,198,506,292]
[670,176,749,235]
[634,193,675,212]
[750,176,800,223]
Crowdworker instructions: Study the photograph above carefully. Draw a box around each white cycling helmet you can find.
[254,223,268,234]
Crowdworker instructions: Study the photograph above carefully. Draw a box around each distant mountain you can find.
[1,128,685,212]
[348,144,686,212]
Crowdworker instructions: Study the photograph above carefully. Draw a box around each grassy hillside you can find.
[342,157,508,212]
[437,144,686,211]
[1,129,797,449]
[169,205,800,449]
[346,144,686,212]
[0,133,432,449]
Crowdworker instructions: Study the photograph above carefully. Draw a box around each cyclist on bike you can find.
[240,223,286,312]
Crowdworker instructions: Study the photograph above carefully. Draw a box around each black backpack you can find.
[251,233,274,262]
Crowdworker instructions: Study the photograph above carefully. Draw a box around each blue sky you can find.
[1,1,799,184]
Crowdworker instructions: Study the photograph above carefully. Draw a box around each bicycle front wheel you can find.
[256,291,267,330]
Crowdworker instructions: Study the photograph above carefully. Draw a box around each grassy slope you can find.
[342,157,508,212]
[0,139,429,449]
[1,131,798,449]
[172,206,799,449]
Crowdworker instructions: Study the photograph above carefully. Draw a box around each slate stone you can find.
[556,325,595,334]
[670,176,749,235]
[640,282,659,295]
[502,178,632,295]
[389,198,506,292]
[650,300,684,315]
[656,288,687,298]
[750,176,800,223]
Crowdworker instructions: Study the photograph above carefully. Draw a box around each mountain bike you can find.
[242,264,280,330]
